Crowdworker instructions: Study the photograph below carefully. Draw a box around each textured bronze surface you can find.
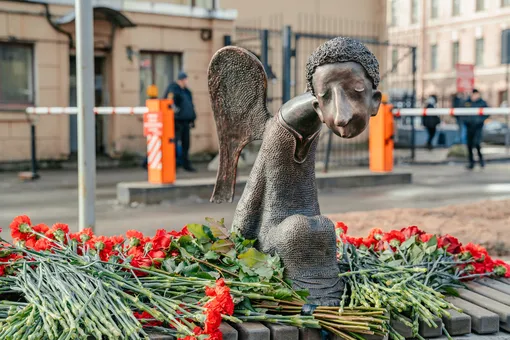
[208,37,381,305]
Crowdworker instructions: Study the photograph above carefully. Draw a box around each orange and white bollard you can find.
[369,95,394,173]
[144,99,176,184]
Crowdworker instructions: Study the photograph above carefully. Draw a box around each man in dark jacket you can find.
[164,72,197,172]
[422,94,440,150]
[463,89,489,169]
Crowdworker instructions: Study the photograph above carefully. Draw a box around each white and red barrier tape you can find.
[146,135,162,170]
[393,108,510,117]
[26,107,148,115]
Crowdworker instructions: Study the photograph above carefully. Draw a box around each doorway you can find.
[69,55,108,156]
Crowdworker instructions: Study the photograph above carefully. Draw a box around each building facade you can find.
[0,0,386,164]
[388,0,510,107]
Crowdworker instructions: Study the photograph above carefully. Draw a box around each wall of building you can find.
[0,1,233,162]
[388,0,510,107]
[0,0,387,163]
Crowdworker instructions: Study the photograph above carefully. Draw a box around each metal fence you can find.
[225,15,417,170]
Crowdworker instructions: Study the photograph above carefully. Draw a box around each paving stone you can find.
[466,282,510,307]
[263,323,299,340]
[497,278,510,286]
[478,279,510,296]
[446,296,500,334]
[457,288,510,325]
[442,309,472,336]
[298,328,322,340]
[231,322,270,340]
[221,322,239,340]
[390,316,413,338]
[436,331,510,340]
[419,316,443,338]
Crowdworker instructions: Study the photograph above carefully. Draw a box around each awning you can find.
[54,6,136,28]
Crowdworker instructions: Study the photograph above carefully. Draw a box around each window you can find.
[391,0,398,26]
[0,43,34,106]
[430,44,438,71]
[139,52,182,105]
[452,0,461,16]
[476,0,485,11]
[503,0,510,7]
[431,0,439,18]
[452,41,459,68]
[475,38,484,66]
[411,0,419,23]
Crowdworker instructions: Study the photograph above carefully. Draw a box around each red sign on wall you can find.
[456,64,475,93]
[143,111,163,136]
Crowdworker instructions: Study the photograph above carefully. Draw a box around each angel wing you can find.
[208,46,272,203]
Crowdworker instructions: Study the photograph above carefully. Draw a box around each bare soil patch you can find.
[328,199,510,256]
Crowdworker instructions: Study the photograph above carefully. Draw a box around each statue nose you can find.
[332,88,352,127]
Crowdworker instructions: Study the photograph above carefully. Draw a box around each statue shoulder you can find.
[279,93,322,138]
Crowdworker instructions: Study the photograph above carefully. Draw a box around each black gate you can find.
[225,16,417,170]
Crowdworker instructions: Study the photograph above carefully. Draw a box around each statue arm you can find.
[280,93,322,138]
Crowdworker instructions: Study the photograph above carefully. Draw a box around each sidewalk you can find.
[397,145,510,165]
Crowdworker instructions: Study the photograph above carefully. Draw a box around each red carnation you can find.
[400,226,424,239]
[462,243,488,260]
[10,215,32,241]
[438,234,461,254]
[133,311,163,327]
[342,235,363,248]
[335,222,348,234]
[368,228,384,241]
[152,229,172,250]
[419,234,434,243]
[382,230,405,246]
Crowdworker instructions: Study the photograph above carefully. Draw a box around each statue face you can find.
[311,62,382,138]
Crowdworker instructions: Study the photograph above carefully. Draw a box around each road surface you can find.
[0,163,509,240]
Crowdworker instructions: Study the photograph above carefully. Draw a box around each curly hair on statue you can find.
[305,37,380,95]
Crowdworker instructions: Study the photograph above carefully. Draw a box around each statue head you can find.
[306,37,382,138]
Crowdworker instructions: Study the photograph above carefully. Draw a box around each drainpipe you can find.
[43,3,74,48]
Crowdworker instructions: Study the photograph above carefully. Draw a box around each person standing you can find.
[463,89,489,169]
[164,72,197,172]
[422,94,441,150]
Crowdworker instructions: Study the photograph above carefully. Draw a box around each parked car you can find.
[483,120,509,145]
[395,118,509,148]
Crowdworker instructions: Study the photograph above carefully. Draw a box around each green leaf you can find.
[441,286,459,297]
[182,263,200,276]
[254,266,273,280]
[296,289,310,299]
[241,239,256,248]
[205,218,229,239]
[236,297,256,312]
[211,240,235,254]
[162,258,177,273]
[274,288,294,300]
[238,248,267,268]
[387,260,403,267]
[401,236,416,250]
[186,224,216,243]
[174,261,185,274]
[204,251,220,260]
[225,249,237,260]
[425,236,438,254]
[193,271,218,280]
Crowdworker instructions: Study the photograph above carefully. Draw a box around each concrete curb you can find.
[117,171,413,205]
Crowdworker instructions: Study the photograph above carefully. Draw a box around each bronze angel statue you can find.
[208,37,382,305]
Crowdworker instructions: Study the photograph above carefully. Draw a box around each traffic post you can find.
[144,99,176,184]
[369,94,394,173]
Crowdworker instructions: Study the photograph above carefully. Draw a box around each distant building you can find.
[0,0,386,163]
[387,0,510,107]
